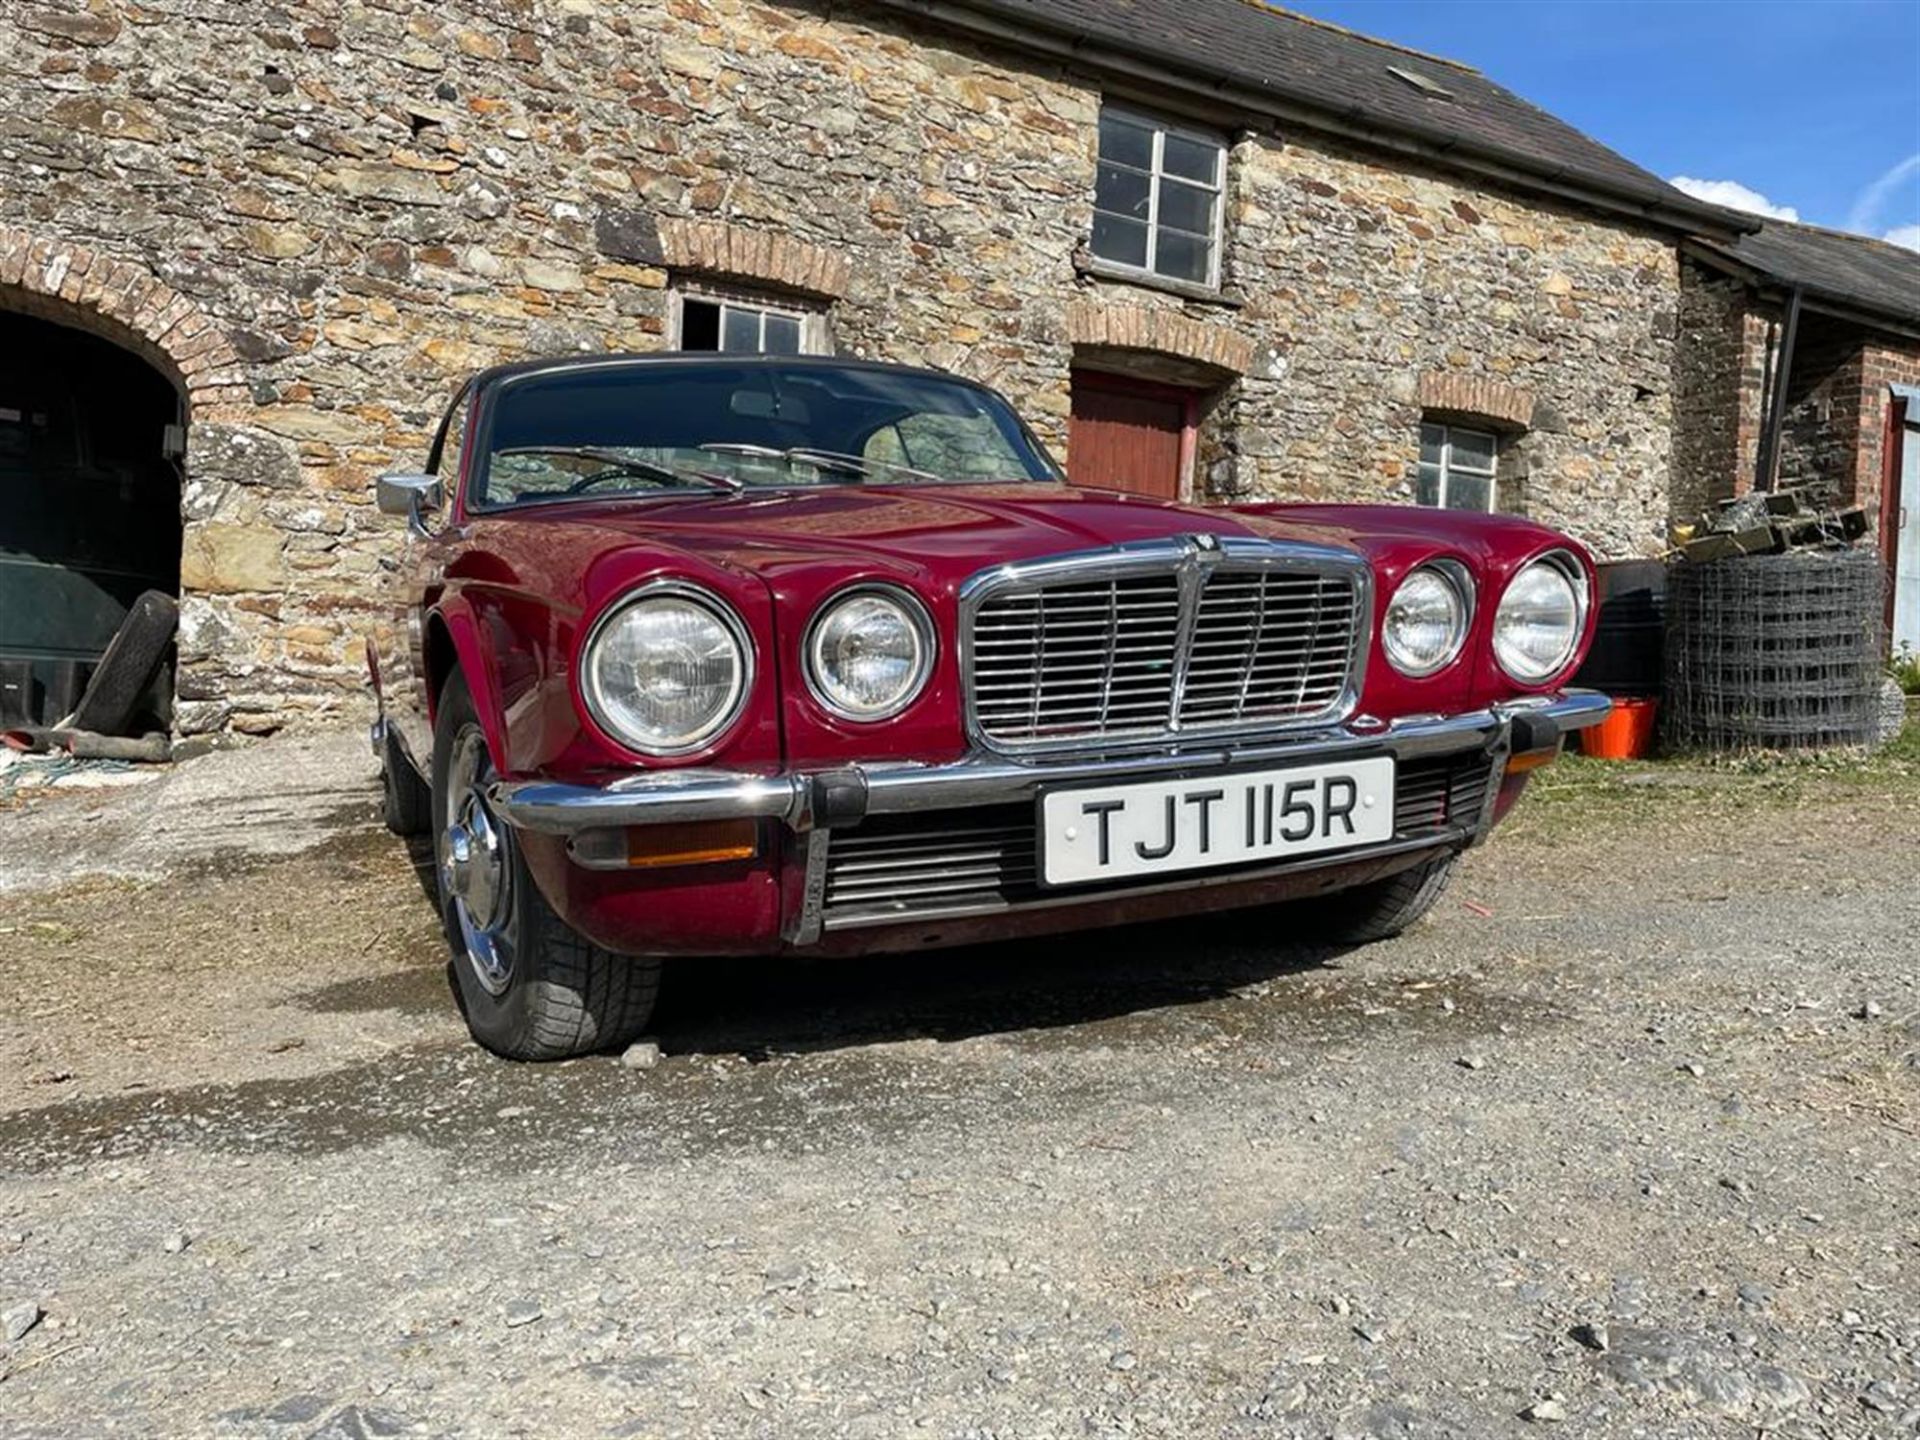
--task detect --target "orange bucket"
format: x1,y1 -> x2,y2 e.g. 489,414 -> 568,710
1581,697 -> 1659,760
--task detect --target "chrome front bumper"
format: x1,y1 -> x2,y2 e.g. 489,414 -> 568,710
489,690 -> 1611,841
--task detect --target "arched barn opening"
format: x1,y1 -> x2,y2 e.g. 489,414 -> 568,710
0,310 -> 183,730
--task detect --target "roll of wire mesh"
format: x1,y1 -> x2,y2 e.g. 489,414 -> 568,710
1664,548 -> 1886,752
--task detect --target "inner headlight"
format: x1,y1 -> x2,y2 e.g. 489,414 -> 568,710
581,583 -> 750,755
806,586 -> 934,721
1382,564 -> 1472,677
1493,552 -> 1588,683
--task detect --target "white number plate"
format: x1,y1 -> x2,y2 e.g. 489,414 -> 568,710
1039,757 -> 1396,887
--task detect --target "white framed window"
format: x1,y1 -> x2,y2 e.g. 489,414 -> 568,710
1091,106 -> 1227,288
672,284 -> 826,355
1417,422 -> 1498,512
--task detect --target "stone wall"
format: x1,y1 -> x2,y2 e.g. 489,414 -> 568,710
1670,264 -> 1764,522
1780,333 -> 1920,524
1205,130 -> 1679,560
4,0 -> 1687,732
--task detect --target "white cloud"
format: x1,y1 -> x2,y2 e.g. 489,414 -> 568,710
1667,176 -> 1801,222
1883,224 -> 1920,252
1846,152 -> 1920,233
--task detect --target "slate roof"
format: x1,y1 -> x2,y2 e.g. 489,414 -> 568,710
870,0 -> 1745,235
1702,220 -> 1920,331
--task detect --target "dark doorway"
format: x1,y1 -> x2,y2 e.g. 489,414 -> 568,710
1068,369 -> 1198,500
0,312 -> 181,727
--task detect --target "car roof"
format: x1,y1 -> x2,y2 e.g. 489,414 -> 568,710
467,351 -> 993,393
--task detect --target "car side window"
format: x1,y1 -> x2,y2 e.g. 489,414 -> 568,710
425,387 -> 471,490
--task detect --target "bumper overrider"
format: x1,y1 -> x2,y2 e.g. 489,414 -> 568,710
487,691 -> 1610,945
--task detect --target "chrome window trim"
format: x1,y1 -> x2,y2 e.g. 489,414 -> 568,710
802,582 -> 939,723
577,578 -> 756,758
956,535 -> 1374,757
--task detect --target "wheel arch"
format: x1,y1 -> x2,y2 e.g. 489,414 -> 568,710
427,599 -> 512,776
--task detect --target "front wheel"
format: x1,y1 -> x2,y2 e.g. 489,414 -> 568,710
1287,854 -> 1458,945
430,673 -> 662,1060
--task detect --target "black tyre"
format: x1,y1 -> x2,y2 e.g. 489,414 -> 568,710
380,724 -> 431,837
430,672 -> 662,1060
66,588 -> 178,734
1290,855 -> 1458,945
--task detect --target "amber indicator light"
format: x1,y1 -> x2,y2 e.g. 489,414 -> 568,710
621,820 -> 759,869
1504,748 -> 1560,775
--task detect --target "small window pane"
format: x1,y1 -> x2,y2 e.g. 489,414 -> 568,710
1095,161 -> 1152,221
721,306 -> 761,354
1418,423 -> 1445,466
681,298 -> 721,352
1161,132 -> 1221,184
1447,472 -> 1493,512
763,313 -> 802,355
1097,111 -> 1154,170
1157,177 -> 1215,237
1449,427 -> 1497,473
1416,462 -> 1443,508
1091,212 -> 1150,269
1154,227 -> 1212,283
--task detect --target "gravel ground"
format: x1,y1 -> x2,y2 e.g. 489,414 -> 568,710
0,730 -> 1916,1439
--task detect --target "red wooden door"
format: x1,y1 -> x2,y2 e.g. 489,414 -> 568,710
1069,370 -> 1193,499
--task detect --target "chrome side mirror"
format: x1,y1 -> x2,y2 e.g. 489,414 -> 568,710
375,473 -> 442,536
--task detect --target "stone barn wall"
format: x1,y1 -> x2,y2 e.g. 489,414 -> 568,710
4,0 -> 1684,733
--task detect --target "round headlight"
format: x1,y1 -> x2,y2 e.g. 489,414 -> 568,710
1493,553 -> 1587,683
806,586 -> 934,721
581,583 -> 751,755
1382,564 -> 1472,677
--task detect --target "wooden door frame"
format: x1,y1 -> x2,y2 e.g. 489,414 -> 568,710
1070,367 -> 1202,502
1882,394 -> 1907,642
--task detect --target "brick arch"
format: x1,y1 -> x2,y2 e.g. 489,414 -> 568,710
1416,371 -> 1536,431
0,227 -> 246,420
1064,300 -> 1255,377
655,217 -> 852,301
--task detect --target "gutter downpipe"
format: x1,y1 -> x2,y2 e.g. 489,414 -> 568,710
1755,285 -> 1804,493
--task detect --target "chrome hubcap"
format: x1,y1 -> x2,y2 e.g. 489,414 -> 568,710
445,800 -> 504,927
441,728 -> 515,997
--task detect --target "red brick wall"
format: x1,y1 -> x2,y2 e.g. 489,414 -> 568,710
1776,315 -> 1867,508
1860,342 -> 1920,526
1676,259 -> 1920,528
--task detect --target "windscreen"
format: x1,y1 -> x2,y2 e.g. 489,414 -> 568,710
474,362 -> 1062,506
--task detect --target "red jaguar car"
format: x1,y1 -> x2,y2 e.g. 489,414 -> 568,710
368,355 -> 1607,1060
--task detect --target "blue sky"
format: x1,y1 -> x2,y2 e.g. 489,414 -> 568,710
1283,0 -> 1920,248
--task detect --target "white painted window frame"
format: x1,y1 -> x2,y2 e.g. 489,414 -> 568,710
1418,421 -> 1499,513
669,280 -> 829,355
1091,104 -> 1227,289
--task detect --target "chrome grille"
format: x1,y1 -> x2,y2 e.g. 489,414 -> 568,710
1180,569 -> 1360,727
972,575 -> 1182,744
1393,752 -> 1494,836
965,541 -> 1366,751
818,752 -> 1492,930
822,808 -> 1034,919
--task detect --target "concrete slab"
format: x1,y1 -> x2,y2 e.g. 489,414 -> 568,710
0,727 -> 379,894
